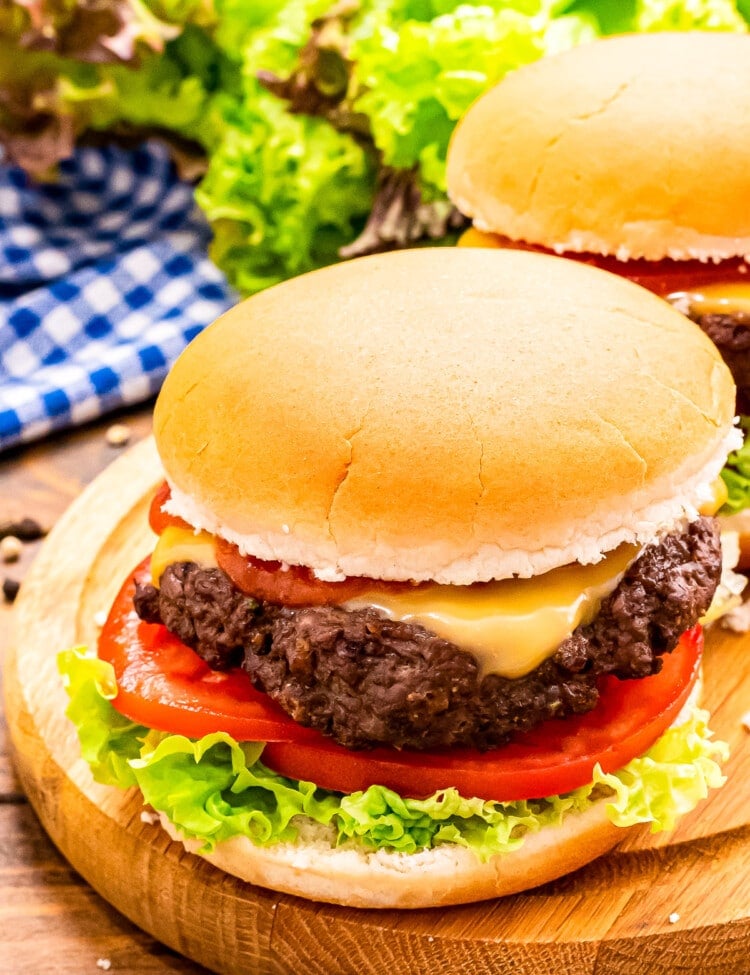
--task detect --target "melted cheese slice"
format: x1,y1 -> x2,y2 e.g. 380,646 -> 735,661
457,227 -> 503,248
345,545 -> 638,679
700,477 -> 728,516
669,281 -> 750,316
150,525 -> 640,680
151,526 -> 218,585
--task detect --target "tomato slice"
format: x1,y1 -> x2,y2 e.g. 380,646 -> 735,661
215,538 -> 375,606
460,230 -> 750,301
148,481 -> 191,534
101,558 -> 703,802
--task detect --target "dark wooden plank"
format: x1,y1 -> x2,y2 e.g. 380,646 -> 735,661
0,405 -> 210,974
0,803 -> 209,975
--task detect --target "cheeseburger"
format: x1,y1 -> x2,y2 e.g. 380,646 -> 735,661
446,31 -> 750,558
62,248 -> 736,908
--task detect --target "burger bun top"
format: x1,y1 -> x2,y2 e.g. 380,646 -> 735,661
446,32 -> 750,262
154,248 -> 736,584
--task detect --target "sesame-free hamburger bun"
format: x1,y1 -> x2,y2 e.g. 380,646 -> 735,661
446,32 -> 750,262
155,247 -> 736,585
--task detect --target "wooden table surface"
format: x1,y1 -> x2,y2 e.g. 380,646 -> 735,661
0,406 -> 210,974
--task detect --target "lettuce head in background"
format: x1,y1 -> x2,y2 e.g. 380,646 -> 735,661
1,0 -> 748,295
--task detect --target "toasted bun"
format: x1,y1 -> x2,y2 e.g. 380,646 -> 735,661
447,32 -> 750,262
160,799 -> 622,909
154,248 -> 736,584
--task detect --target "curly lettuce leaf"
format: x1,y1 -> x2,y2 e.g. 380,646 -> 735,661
720,419 -> 750,516
58,646 -> 729,862
350,4 -> 547,195
0,14 -> 238,173
192,0 -> 595,282
64,26 -> 240,151
1,0 -> 179,64
195,90 -> 374,294
563,0 -> 748,32
633,0 -> 747,29
57,647 -> 142,787
3,0 -> 749,287
593,710 -> 728,833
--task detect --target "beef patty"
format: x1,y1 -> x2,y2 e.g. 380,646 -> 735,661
690,311 -> 750,412
134,517 -> 721,751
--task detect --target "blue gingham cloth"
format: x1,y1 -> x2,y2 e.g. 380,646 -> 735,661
0,141 -> 236,452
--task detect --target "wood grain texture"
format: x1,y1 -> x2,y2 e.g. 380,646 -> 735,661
4,437 -> 750,975
0,803 -> 206,975
0,406 -> 209,974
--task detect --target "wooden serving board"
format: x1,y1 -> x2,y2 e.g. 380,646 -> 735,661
5,438 -> 750,975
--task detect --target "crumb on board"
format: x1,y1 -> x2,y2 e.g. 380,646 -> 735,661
106,424 -> 131,447
668,912 -> 680,925
0,535 -> 22,562
94,610 -> 108,628
721,598 -> 750,633
96,960 -> 112,971
741,712 -> 750,733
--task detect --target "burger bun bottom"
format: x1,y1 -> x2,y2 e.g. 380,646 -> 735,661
154,675 -> 710,909
158,795 -> 623,909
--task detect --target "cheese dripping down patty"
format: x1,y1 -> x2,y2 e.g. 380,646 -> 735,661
150,526 -> 638,680
669,281 -> 750,316
343,545 -> 637,679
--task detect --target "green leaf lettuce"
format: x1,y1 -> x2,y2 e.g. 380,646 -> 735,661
3,0 -> 749,291
720,418 -> 750,516
58,646 -> 728,862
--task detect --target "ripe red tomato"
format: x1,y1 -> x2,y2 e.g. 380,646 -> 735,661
100,559 -> 703,802
460,231 -> 749,300
215,538 -> 374,606
148,481 -> 190,534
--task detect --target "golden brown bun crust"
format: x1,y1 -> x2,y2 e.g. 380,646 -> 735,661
161,801 -> 623,909
154,248 -> 735,583
447,32 -> 750,261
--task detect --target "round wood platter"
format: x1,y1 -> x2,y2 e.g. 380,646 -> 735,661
5,437 -> 750,975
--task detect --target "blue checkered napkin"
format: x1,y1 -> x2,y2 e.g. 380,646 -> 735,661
0,141 -> 236,452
